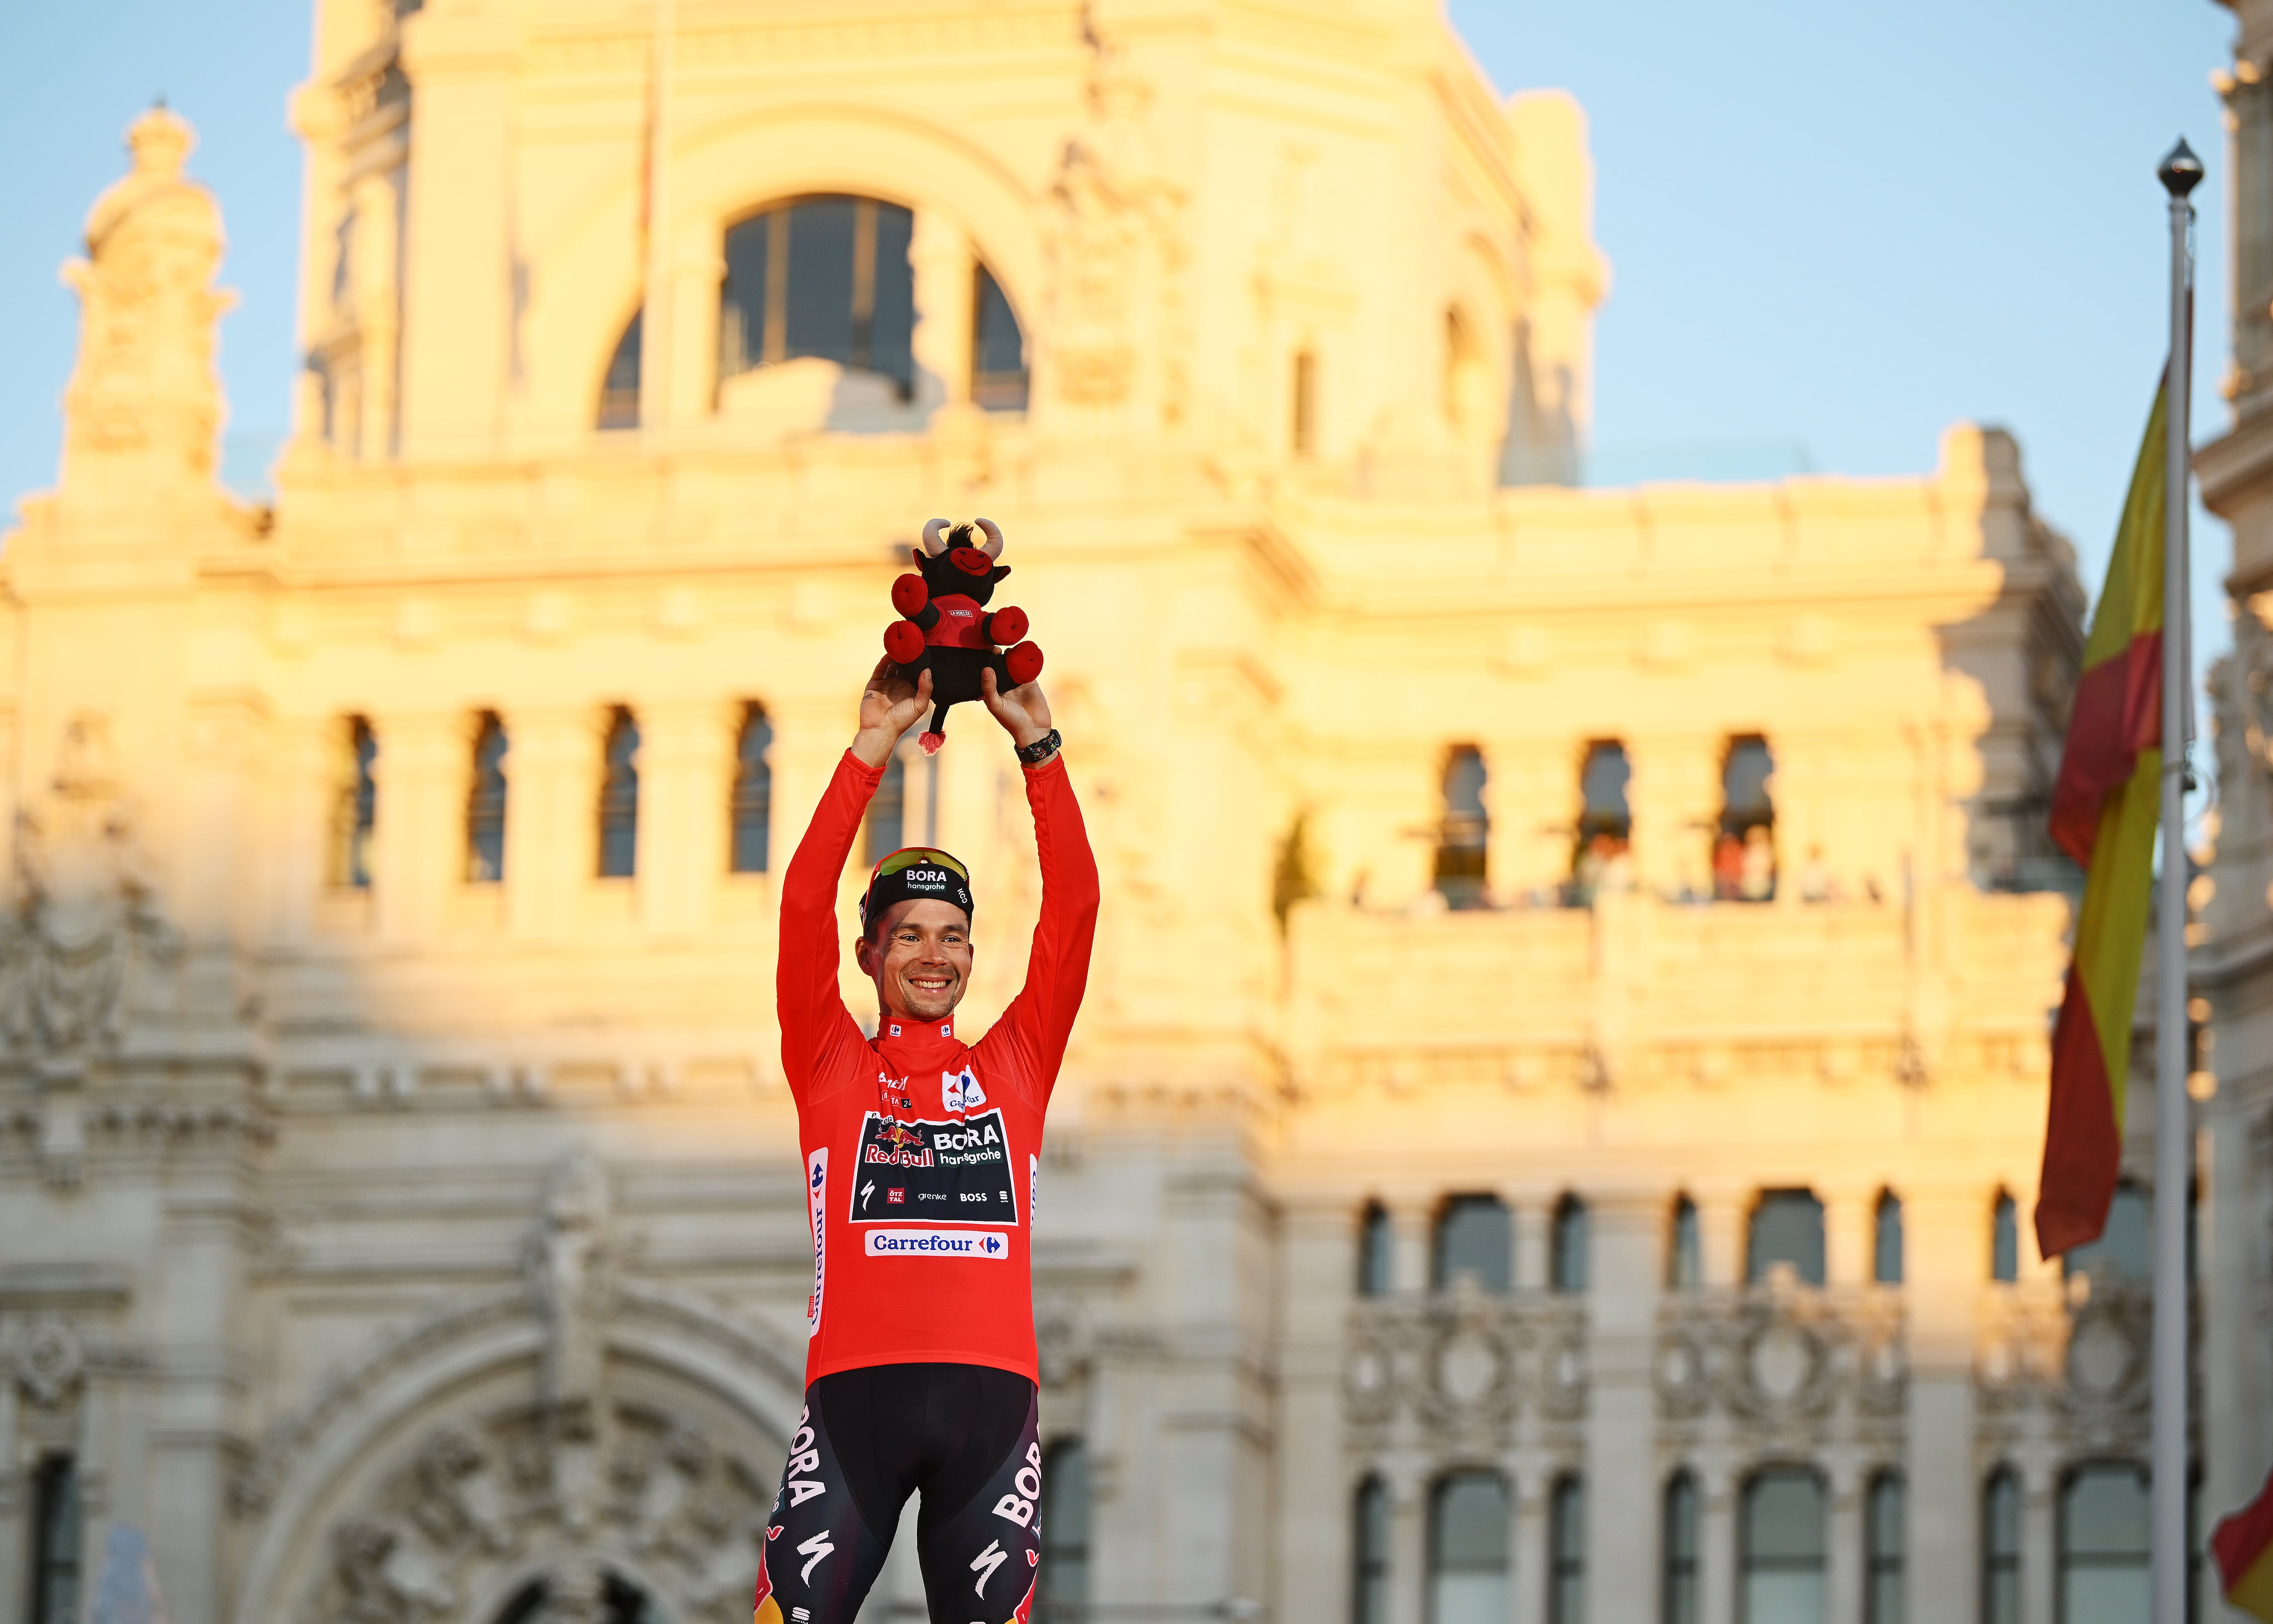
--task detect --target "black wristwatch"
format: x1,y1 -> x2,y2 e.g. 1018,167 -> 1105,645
1016,728 -> 1063,767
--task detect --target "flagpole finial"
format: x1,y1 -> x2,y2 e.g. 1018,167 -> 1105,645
2160,138 -> 2204,198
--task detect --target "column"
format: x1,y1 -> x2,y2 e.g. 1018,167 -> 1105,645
911,210 -> 975,413
265,718 -> 338,945
1627,734 -> 1719,899
1277,1199 -> 1358,1624
1825,1459 -> 1863,1624
2020,1458 -> 2056,1624
370,711 -> 464,944
1482,742 -> 1569,904
347,163 -> 403,460
177,695 -> 269,943
1697,1188 -> 1746,1287
1511,1197 -> 1550,1293
666,233 -> 722,431
1585,1194 -> 1662,1624
1822,1186 -> 1876,1288
505,707 -> 603,939
1698,1462 -> 1737,1624
397,7 -> 516,460
1393,1199 -> 1433,1294
637,700 -> 733,936
1903,1187 -> 1983,1623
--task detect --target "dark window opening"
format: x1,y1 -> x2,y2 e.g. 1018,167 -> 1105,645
1983,1468 -> 2021,1624
492,1573 -> 667,1624
1992,1192 -> 2020,1283
1668,1195 -> 1702,1289
28,1456 -> 80,1624
732,704 -> 775,874
1428,1470 -> 1510,1624
1435,745 -> 1489,909
1873,1191 -> 1904,1285
332,716 -> 377,889
1548,1475 -> 1585,1624
1571,740 -> 1631,903
1433,1194 -> 1511,1293
973,264 -> 1029,411
2059,1464 -> 2148,1624
1039,1439 -> 1090,1624
599,310 -> 642,430
1748,1189 -> 1825,1286
1741,1468 -> 1827,1624
467,713 -> 508,884
1358,1201 -> 1394,1297
1662,1472 -> 1699,1624
598,707 -> 640,878
1551,1195 -> 1589,1293
1866,1472 -> 1905,1624
721,196 -> 916,395
2063,1182 -> 2149,1283
1353,1475 -> 1391,1624
1714,735 -> 1776,902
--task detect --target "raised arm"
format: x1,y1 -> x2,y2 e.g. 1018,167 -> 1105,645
975,670 -> 1101,1102
777,662 -> 931,1102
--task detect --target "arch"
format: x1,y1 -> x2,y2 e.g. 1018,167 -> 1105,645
523,104 -> 1045,439
233,1286 -> 809,1624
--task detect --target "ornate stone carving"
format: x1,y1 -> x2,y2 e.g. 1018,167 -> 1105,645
523,1151 -> 617,1415
12,1313 -> 85,1407
1342,1286 -> 1588,1444
1655,1279 -> 1907,1437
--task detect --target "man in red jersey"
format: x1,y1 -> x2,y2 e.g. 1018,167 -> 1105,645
754,657 -> 1098,1624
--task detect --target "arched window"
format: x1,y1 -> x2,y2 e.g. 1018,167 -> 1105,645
867,748 -> 907,865
972,264 -> 1029,411
1865,1471 -> 1904,1624
1353,1474 -> 1391,1624
29,1455 -> 80,1624
1039,1439 -> 1090,1624
1982,1468 -> 2021,1624
1428,1470 -> 1510,1624
1548,1474 -> 1585,1624
1551,1195 -> 1589,1293
1292,350 -> 1318,457
1715,735 -> 1776,902
1748,1189 -> 1826,1286
1991,1191 -> 2020,1283
1663,1472 -> 1700,1624
466,713 -> 508,883
598,310 -> 641,429
598,707 -> 640,878
1741,1467 -> 1827,1624
1435,745 -> 1489,909
330,716 -> 377,889
2063,1181 -> 2150,1282
720,195 -> 916,395
1668,1196 -> 1702,1289
1872,1191 -> 1903,1285
1572,741 -> 1632,902
1432,1194 -> 1511,1293
2059,1464 -> 2148,1623
493,1573 -> 668,1624
1358,1202 -> 1395,1297
731,704 -> 774,874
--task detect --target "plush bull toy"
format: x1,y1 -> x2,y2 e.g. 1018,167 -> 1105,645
881,517 -> 1046,754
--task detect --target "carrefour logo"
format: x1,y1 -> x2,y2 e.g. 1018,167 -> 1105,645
864,1228 -> 1010,1259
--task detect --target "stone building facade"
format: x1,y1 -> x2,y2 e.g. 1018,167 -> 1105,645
0,4 -> 2170,1624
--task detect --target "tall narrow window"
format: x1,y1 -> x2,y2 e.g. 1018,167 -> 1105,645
1872,1192 -> 1904,1285
1991,1192 -> 2020,1283
1428,1470 -> 1510,1624
1865,1472 -> 1904,1624
1549,1474 -> 1586,1624
1435,745 -> 1489,909
599,310 -> 641,429
598,707 -> 640,878
1741,1468 -> 1827,1624
1663,1472 -> 1700,1624
1292,350 -> 1319,457
1572,741 -> 1632,900
1715,736 -> 1777,902
29,1455 -> 81,1624
1552,1195 -> 1589,1293
2064,1182 -> 2150,1282
1668,1196 -> 1702,1289
1354,1474 -> 1391,1624
1358,1202 -> 1395,1297
868,749 -> 907,864
1433,1194 -> 1511,1292
731,704 -> 775,874
331,716 -> 377,888
1748,1189 -> 1826,1286
720,196 -> 916,395
2060,1464 -> 2148,1624
1983,1469 -> 2021,1624
466,713 -> 508,883
1039,1440 -> 1090,1624
972,264 -> 1029,411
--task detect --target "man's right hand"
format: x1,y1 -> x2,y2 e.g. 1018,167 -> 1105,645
851,659 -> 933,769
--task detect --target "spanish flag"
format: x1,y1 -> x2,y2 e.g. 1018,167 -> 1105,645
2214,1464 -> 2273,1622
2035,379 -> 2167,1260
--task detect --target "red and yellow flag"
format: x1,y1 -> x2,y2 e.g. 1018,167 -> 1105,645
2035,379 -> 2167,1260
2215,1464 -> 2273,1622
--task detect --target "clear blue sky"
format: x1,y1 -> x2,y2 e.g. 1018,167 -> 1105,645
0,0 -> 2241,692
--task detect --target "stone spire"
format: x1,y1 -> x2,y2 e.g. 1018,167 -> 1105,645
57,106 -> 235,499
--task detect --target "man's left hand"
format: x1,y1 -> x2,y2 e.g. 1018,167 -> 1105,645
981,666 -> 1052,752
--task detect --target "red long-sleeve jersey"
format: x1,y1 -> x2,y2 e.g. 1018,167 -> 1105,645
779,748 -> 1099,1385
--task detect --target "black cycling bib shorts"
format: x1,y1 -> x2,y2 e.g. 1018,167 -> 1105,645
754,1363 -> 1045,1624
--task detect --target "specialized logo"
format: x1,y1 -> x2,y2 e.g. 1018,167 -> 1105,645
865,1228 -> 1009,1259
784,1408 -> 827,1507
971,1539 -> 1009,1597
806,1149 -> 828,1338
943,1068 -> 987,1113
797,1530 -> 835,1584
992,1441 -> 1045,1526
849,1111 -> 1017,1225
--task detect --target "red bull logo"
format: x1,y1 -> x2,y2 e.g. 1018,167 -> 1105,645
878,1120 -> 924,1153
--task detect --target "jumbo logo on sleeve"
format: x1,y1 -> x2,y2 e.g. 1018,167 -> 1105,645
849,1109 -> 1018,1227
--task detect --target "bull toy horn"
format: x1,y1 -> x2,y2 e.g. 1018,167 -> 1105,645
974,517 -> 1005,559
921,518 -> 951,556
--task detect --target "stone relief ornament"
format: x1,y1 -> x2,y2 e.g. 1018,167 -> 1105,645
1341,1285 -> 1587,1444
12,1314 -> 87,1407
1654,1277 -> 1907,1438
523,1150 -> 617,1415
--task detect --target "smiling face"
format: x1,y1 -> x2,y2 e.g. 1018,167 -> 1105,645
854,898 -> 975,1023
